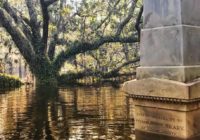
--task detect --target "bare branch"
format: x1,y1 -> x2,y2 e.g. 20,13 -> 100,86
108,57 -> 140,75
44,0 -> 58,7
115,0 -> 138,36
135,5 -> 143,41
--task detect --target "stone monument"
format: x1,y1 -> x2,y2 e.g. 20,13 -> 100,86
123,0 -> 200,139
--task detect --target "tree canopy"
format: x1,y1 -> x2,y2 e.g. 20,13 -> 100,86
0,0 -> 142,86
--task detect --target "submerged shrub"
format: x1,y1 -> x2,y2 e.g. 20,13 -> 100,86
0,73 -> 22,89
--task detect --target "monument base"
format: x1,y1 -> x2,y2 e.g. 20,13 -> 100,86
135,130 -> 200,140
137,66 -> 200,82
123,78 -> 200,140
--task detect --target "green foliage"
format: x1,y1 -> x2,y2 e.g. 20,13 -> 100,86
61,5 -> 73,16
61,42 -> 139,75
49,23 -> 56,32
0,0 -> 142,86
0,1 -> 2,8
49,0 -> 142,43
58,73 -> 79,85
0,73 -> 22,89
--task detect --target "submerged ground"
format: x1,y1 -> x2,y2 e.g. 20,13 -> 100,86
0,86 -> 135,140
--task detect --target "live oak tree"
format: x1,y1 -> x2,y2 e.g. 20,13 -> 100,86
66,43 -> 140,80
0,0 -> 142,86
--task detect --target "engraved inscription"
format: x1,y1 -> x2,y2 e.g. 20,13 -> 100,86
135,106 -> 186,137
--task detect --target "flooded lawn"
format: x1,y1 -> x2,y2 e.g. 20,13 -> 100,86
0,86 -> 135,140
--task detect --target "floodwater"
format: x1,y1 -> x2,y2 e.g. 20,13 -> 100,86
0,86 -> 135,140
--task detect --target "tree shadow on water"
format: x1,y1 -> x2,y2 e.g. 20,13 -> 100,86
31,86 -> 69,140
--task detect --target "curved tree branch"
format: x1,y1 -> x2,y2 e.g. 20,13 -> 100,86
59,57 -> 139,81
40,0 -> 58,54
48,0 -> 65,60
135,5 -> 143,41
53,0 -> 140,71
3,1 -> 32,42
53,34 -> 138,71
0,8 -> 35,65
25,0 -> 42,52
106,57 -> 140,75
115,0 -> 138,36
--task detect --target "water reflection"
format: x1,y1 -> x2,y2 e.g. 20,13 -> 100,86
0,86 -> 135,140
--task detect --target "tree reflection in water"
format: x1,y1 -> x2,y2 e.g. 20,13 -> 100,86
0,86 -> 135,140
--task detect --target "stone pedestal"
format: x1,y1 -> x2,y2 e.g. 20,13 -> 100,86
124,78 -> 200,140
138,0 -> 200,82
123,0 -> 200,140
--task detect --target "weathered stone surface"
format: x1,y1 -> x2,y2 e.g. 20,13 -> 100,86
123,78 -> 200,139
125,0 -> 200,139
137,66 -> 185,82
143,0 -> 181,28
141,26 -> 182,66
140,25 -> 200,81
135,106 -> 187,138
134,106 -> 200,139
141,26 -> 200,66
182,26 -> 200,65
123,78 -> 200,100
144,0 -> 200,28
137,66 -> 200,82
181,0 -> 200,26
133,100 -> 200,112
135,130 -> 200,140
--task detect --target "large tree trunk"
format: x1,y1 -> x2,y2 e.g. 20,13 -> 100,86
30,57 -> 58,87
35,74 -> 58,87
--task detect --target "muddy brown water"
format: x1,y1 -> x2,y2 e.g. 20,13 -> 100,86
0,86 -> 135,140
